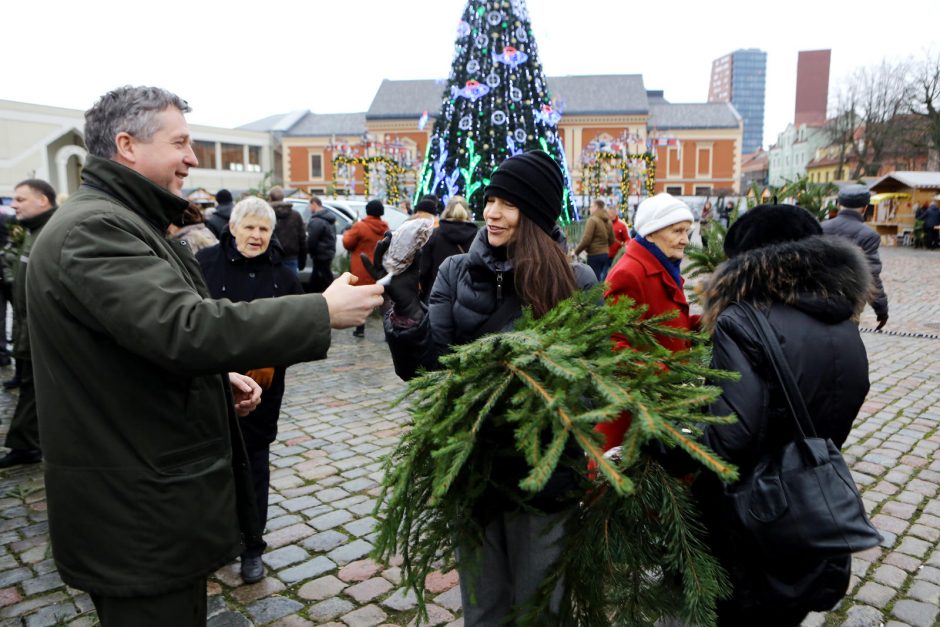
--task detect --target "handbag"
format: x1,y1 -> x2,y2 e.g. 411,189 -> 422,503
724,302 -> 883,560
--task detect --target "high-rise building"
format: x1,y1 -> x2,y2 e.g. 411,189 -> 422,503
708,49 -> 767,154
795,49 -> 831,127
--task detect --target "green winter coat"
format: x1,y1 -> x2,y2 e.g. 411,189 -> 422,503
27,156 -> 333,597
11,208 -> 55,360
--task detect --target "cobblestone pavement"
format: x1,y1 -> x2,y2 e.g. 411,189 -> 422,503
0,246 -> 937,626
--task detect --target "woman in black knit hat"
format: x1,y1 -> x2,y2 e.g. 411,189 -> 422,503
374,150 -> 596,624
695,204 -> 872,625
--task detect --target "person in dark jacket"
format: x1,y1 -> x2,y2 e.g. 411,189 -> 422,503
268,187 -> 306,275
379,150 -> 596,625
25,86 -> 384,627
0,179 -> 57,468
306,196 -> 336,293
697,204 -> 872,626
924,201 -> 940,250
205,188 -> 233,239
573,199 -> 616,280
196,196 -> 303,584
821,185 -> 889,329
418,194 -> 478,303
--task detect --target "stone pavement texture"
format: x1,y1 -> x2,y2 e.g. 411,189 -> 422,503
0,245 -> 936,626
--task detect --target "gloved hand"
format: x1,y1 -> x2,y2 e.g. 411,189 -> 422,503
361,234 -> 423,320
875,312 -> 888,331
245,367 -> 275,390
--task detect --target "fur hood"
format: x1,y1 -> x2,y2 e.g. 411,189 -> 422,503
701,235 -> 872,331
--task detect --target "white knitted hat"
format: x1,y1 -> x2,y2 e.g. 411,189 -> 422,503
634,193 -> 695,237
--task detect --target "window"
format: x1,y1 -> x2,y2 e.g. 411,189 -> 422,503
310,154 -> 323,179
666,185 -> 683,195
694,186 -> 712,196
247,146 -> 261,173
221,143 -> 243,171
667,147 -> 681,178
697,147 -> 712,177
193,141 -> 216,169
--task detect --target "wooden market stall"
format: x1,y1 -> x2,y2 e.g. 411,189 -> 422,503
868,171 -> 940,245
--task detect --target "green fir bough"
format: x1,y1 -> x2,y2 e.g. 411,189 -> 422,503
373,286 -> 739,625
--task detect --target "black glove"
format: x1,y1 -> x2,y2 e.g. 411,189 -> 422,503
875,311 -> 888,331
361,234 -> 423,320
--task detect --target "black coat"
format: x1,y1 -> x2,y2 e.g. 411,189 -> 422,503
205,201 -> 233,239
418,219 -> 479,303
196,233 -> 303,449
307,209 -> 337,266
697,235 -> 872,617
386,228 -> 596,518
820,210 -> 888,317
272,201 -> 307,269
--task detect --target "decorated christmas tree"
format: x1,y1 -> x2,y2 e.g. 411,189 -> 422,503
415,0 -> 578,220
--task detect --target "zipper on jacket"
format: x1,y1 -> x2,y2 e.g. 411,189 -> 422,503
496,271 -> 503,304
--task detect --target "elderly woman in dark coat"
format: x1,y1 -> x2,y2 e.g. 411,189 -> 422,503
696,204 -> 872,626
196,196 -> 303,584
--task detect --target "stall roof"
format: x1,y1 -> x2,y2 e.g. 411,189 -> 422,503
869,171 -> 940,192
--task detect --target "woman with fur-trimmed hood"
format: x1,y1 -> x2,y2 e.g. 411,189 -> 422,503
696,204 -> 872,625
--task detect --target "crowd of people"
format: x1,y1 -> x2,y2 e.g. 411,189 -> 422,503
0,84 -> 897,626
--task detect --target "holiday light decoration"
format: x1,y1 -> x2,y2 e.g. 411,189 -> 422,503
415,0 -> 575,221
580,151 -> 657,215
332,155 -> 406,206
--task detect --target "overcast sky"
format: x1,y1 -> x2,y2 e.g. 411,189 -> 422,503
4,0 -> 937,150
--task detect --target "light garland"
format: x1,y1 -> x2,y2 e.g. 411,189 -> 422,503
332,155 -> 405,206
580,152 -> 656,215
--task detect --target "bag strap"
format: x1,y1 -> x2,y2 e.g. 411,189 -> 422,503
737,302 -> 818,440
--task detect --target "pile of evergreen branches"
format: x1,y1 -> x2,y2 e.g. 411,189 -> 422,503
373,286 -> 739,625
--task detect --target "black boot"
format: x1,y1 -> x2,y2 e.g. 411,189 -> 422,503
0,448 -> 42,468
3,360 -> 22,389
240,553 -> 264,584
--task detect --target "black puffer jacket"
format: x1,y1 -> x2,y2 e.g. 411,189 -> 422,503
196,232 -> 303,449
205,201 -> 233,239
697,235 -> 872,617
307,209 -> 337,266
418,219 -> 479,303
386,228 -> 596,518
820,210 -> 887,317
271,201 -> 307,269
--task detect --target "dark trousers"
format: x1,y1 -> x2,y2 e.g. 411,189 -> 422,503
586,253 -> 609,282
5,359 -> 38,451
90,577 -> 207,627
244,445 -> 270,558
309,263 -> 334,293
0,282 -> 9,361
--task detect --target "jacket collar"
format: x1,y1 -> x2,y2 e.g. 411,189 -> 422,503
20,207 -> 56,232
80,155 -> 189,232
468,227 -> 513,273
625,238 -> 686,303
837,209 -> 865,222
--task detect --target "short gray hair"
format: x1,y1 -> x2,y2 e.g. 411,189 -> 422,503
84,86 -> 191,158
230,197 -> 276,229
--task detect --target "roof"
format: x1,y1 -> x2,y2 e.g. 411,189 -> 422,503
869,171 -> 940,191
647,102 -> 741,129
365,75 -> 651,119
238,111 -> 307,132
546,75 -> 648,115
367,79 -> 446,119
285,112 -> 368,137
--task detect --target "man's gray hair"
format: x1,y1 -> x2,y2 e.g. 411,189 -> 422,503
230,197 -> 276,229
84,86 -> 191,158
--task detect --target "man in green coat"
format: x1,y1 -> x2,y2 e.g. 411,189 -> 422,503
26,86 -> 384,626
0,179 -> 57,468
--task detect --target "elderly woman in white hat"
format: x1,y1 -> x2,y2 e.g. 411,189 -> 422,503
595,192 -> 699,451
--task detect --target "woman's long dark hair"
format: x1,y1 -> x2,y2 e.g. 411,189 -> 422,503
509,216 -> 578,318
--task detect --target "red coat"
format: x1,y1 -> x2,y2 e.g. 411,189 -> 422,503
597,238 -> 700,451
342,216 -> 389,286
608,216 -> 630,259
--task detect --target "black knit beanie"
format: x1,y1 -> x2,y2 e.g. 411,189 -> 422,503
484,150 -> 564,235
724,204 -> 822,257
414,199 -> 438,215
365,199 -> 384,217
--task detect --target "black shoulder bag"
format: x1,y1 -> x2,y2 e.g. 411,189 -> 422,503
726,302 -> 883,560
